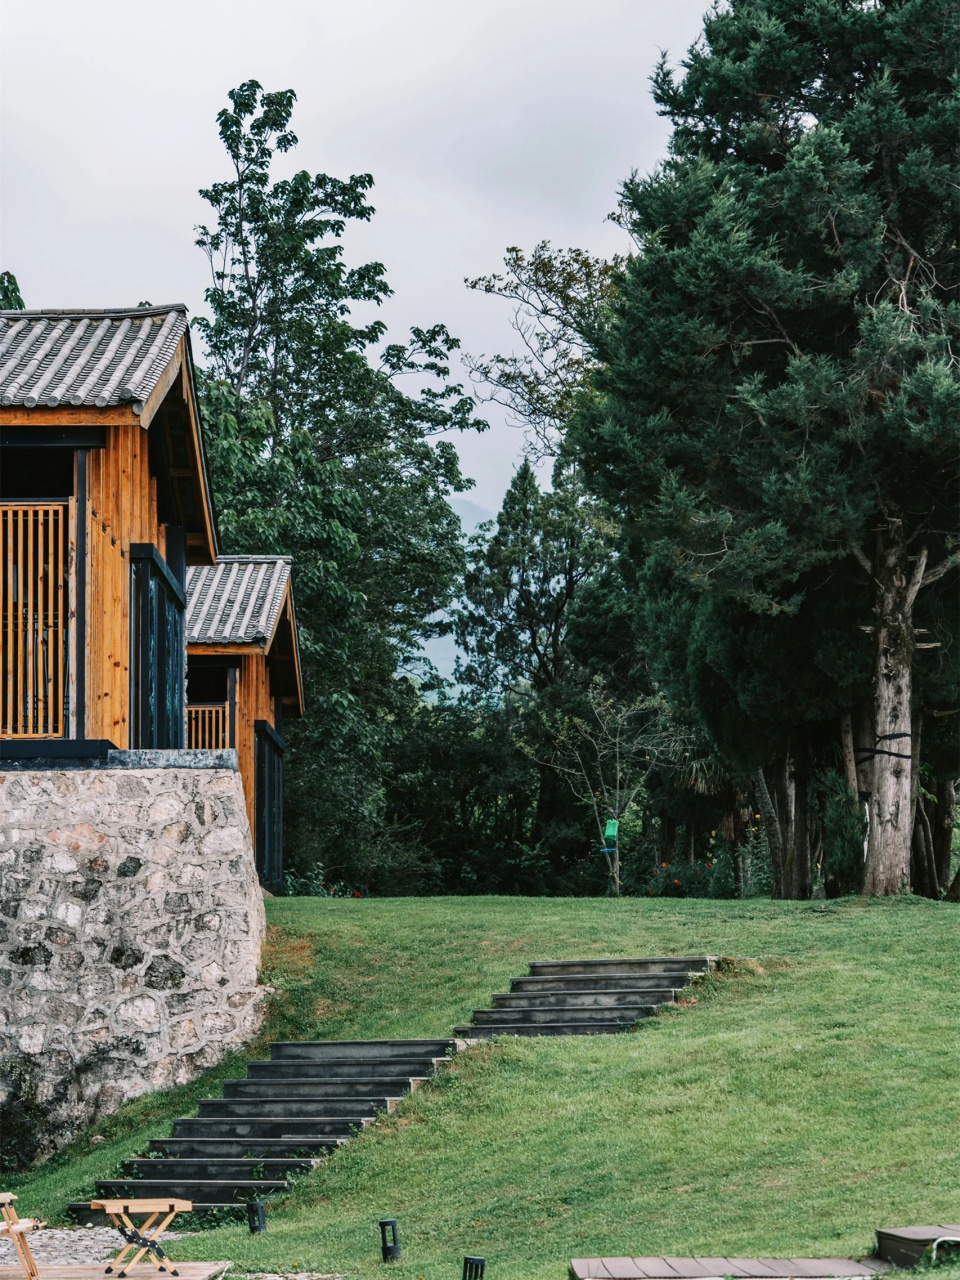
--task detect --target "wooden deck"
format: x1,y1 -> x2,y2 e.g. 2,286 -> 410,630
0,1265 -> 230,1280
569,1258 -> 892,1279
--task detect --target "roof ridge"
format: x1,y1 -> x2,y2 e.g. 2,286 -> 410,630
0,304 -> 188,319
205,554 -> 294,563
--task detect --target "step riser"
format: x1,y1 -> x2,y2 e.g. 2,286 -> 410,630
198,1099 -> 391,1118
96,1181 -> 288,1203
528,958 -> 708,976
247,1060 -> 441,1080
172,1119 -> 366,1139
511,976 -> 686,992
492,991 -> 675,1009
455,1023 -> 638,1037
150,1139 -> 342,1158
270,1040 -> 454,1061
123,1160 -> 317,1178
472,1006 -> 654,1025
224,1078 -> 425,1097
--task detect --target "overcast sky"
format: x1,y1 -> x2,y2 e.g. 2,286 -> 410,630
2,0 -> 706,512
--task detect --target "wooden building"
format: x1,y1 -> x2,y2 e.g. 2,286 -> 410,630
0,304 -> 217,753
185,555 -> 303,886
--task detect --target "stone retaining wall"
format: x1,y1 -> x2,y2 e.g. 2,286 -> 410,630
0,764 -> 266,1162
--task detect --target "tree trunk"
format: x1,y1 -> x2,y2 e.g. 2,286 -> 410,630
841,712 -> 859,797
917,794 -> 939,899
911,811 -> 932,898
946,861 -> 960,903
779,757 -> 796,897
732,845 -> 745,898
686,823 -> 695,866
793,757 -> 812,900
754,766 -> 784,899
659,815 -> 677,863
932,779 -> 956,891
862,536 -> 918,896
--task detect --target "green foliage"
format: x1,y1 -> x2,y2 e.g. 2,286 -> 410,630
636,853 -> 737,900
193,82 -> 486,880
17,897 -> 959,1276
455,459 -> 614,697
566,0 -> 959,893
814,768 -> 867,894
0,271 -> 24,310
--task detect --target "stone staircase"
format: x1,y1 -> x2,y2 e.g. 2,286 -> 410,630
454,956 -> 711,1037
80,1039 -> 457,1211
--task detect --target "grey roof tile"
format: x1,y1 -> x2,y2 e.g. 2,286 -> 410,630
0,305 -> 188,408
186,556 -> 292,646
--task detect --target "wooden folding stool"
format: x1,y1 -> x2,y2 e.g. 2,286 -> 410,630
90,1199 -> 192,1277
0,1192 -> 46,1280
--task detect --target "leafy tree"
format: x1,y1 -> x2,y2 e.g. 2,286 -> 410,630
466,244 -> 618,460
0,272 -> 23,310
572,0 -> 960,895
194,82 -> 484,879
454,459 -> 614,697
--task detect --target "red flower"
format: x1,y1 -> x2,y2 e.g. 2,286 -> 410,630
353,891 -> 361,898
673,879 -> 680,884
661,862 -> 668,868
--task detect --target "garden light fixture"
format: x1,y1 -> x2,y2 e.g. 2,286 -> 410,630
379,1218 -> 401,1261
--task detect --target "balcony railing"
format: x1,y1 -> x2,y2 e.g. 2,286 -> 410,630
187,702 -> 231,749
1,502 -> 71,737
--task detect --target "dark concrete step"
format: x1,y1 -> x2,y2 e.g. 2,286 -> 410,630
511,974 -> 687,993
172,1116 -> 370,1139
198,1097 -> 393,1119
528,957 -> 709,977
876,1226 -> 960,1268
471,1004 -> 655,1025
122,1158 -> 319,1179
270,1039 -> 456,1061
492,989 -> 676,1009
224,1076 -> 427,1098
247,1058 -> 443,1080
150,1137 -> 345,1158
455,1021 -> 636,1037
95,1179 -> 287,1205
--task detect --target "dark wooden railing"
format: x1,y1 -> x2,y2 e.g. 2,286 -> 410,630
1,502 -> 71,737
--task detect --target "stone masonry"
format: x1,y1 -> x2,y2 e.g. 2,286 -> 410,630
0,764 -> 266,1161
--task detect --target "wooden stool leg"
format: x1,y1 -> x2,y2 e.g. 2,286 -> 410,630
105,1211 -> 136,1274
139,1210 -> 180,1275
115,1210 -> 160,1276
10,1231 -> 40,1280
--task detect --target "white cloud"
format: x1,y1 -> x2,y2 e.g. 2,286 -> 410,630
1,0 -> 707,508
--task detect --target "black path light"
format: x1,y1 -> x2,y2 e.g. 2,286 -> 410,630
463,1257 -> 486,1279
379,1218 -> 401,1261
246,1201 -> 267,1233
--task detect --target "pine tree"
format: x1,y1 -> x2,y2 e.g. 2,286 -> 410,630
573,0 -> 959,894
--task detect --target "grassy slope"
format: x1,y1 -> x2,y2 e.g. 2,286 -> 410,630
13,896 -> 960,1280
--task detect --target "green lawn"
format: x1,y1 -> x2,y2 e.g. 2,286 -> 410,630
12,896 -> 960,1280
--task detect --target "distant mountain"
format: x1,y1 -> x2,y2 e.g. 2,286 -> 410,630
450,497 -> 494,535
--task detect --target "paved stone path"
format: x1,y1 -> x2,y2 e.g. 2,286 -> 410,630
0,1227 -> 122,1266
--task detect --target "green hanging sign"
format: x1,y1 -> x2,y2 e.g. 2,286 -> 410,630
603,819 -> 620,841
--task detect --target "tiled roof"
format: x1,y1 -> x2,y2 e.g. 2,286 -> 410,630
0,305 -> 188,408
186,556 -> 292,646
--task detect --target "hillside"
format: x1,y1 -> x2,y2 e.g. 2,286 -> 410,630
11,896 -> 960,1280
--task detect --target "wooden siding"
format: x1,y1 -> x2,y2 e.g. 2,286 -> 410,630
236,651 -> 277,835
186,645 -> 279,835
85,424 -> 168,746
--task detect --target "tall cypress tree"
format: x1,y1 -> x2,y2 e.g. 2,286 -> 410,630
573,0 -> 959,894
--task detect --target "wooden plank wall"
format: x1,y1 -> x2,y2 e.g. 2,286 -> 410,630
236,651 -> 276,835
85,425 -> 164,746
